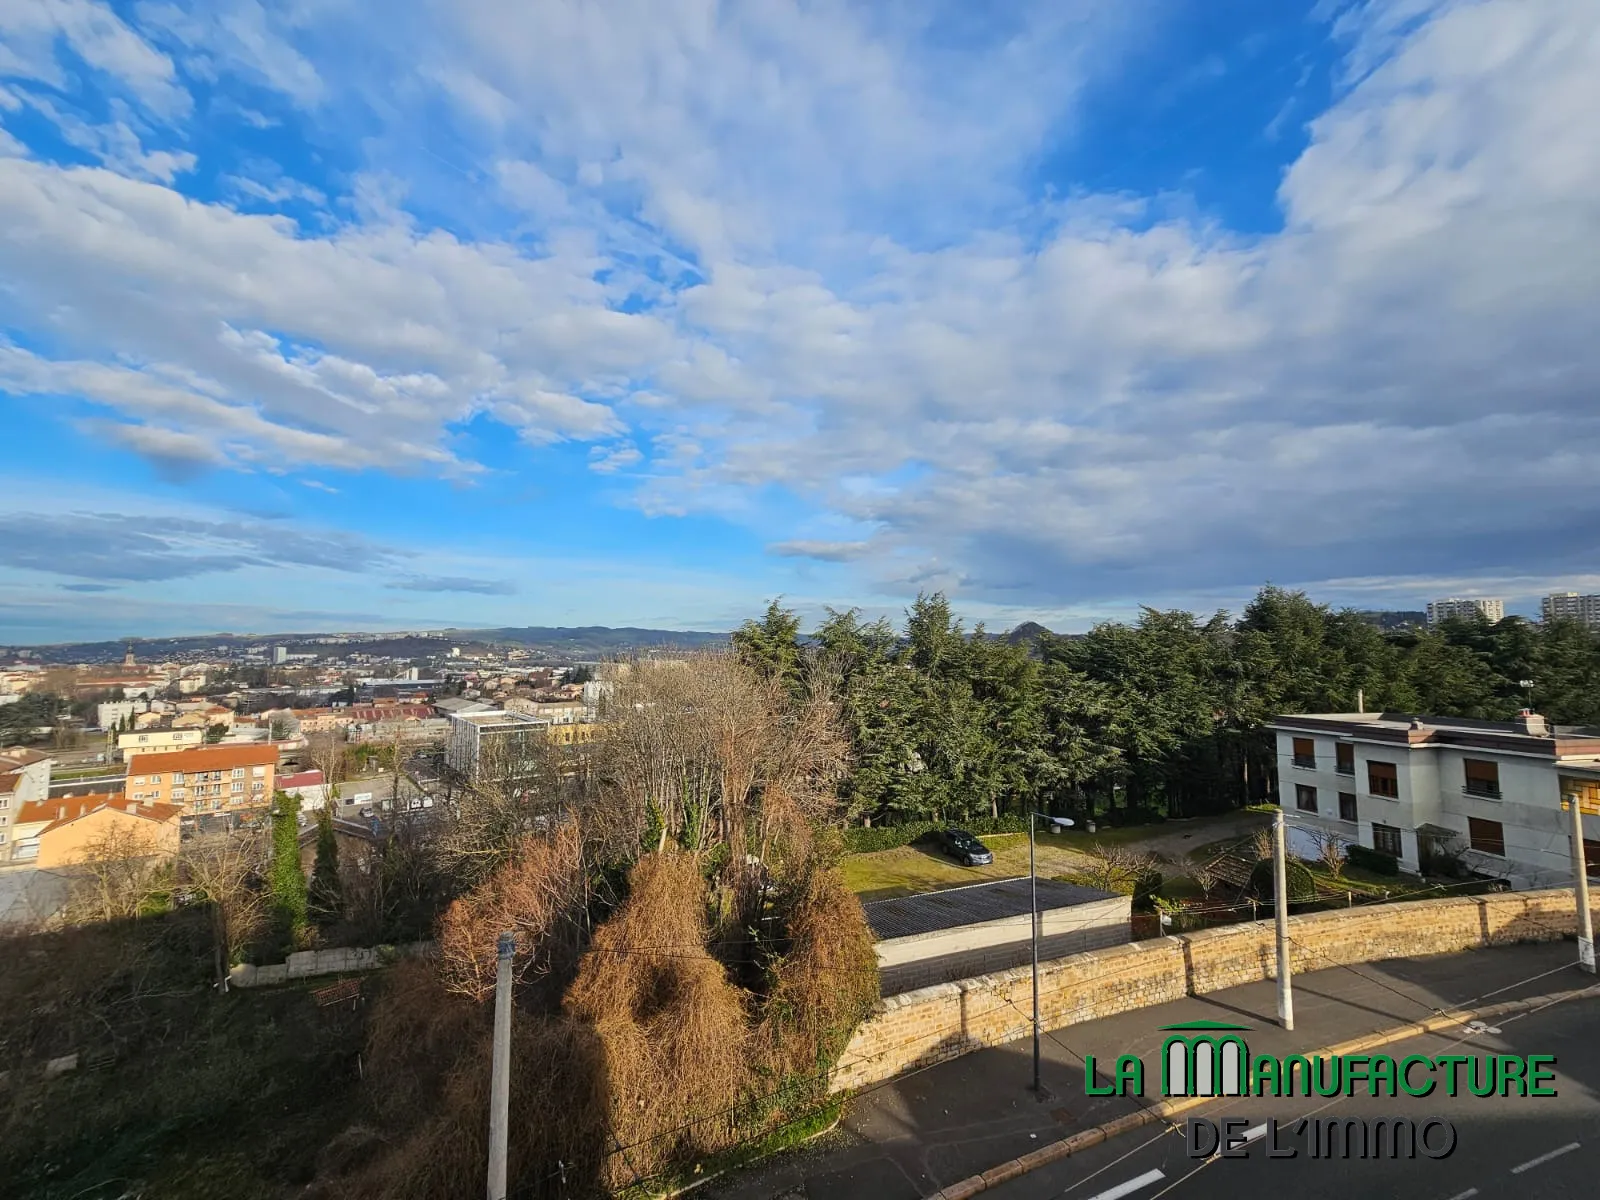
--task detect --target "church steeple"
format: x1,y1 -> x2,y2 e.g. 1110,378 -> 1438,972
123,642 -> 136,669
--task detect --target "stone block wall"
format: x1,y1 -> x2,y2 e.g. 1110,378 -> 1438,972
831,888 -> 1577,1092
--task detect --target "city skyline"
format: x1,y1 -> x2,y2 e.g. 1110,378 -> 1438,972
3,2 -> 1599,642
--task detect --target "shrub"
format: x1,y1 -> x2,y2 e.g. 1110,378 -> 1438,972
1131,870 -> 1164,910
1246,857 -> 1317,902
1346,844 -> 1401,876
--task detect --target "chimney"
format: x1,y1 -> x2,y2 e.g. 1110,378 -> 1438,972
1515,709 -> 1549,737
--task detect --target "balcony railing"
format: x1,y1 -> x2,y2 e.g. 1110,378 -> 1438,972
1293,755 -> 1317,769
1464,780 -> 1502,799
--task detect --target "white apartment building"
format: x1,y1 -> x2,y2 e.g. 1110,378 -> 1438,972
0,749 -> 52,860
1541,592 -> 1600,628
1268,711 -> 1600,889
96,698 -> 149,730
1426,597 -> 1505,626
116,729 -> 204,758
445,709 -> 549,780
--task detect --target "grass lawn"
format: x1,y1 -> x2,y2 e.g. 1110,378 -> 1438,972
839,832 -> 1095,901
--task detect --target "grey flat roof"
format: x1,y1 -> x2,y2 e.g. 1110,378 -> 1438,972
863,876 -> 1119,941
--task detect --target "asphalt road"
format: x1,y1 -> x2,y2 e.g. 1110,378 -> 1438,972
985,996 -> 1600,1200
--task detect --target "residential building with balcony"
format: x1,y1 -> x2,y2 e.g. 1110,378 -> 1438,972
124,744 -> 278,814
1268,710 -> 1600,889
1425,597 -> 1505,626
1541,592 -> 1600,629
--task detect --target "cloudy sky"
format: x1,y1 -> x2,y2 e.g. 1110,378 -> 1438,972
1,0 -> 1597,642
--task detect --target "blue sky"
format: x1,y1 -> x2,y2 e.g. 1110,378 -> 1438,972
1,0 -> 1598,643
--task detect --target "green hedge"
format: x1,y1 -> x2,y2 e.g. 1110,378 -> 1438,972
840,815 -> 1032,854
1247,857 -> 1317,902
1345,844 -> 1401,876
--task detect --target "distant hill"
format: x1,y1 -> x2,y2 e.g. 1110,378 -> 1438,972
4,625 -> 728,664
466,626 -> 728,657
1005,621 -> 1054,646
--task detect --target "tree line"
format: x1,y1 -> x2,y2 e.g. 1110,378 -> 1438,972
732,586 -> 1600,827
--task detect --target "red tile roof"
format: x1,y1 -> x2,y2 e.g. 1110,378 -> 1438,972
16,791 -> 174,828
127,744 -> 278,773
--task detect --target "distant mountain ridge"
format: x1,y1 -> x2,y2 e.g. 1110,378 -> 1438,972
3,625 -> 729,664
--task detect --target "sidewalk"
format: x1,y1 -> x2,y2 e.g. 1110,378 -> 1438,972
703,941 -> 1588,1200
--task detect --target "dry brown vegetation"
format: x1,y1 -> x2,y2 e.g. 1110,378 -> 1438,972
437,821 -> 588,1002
566,852 -> 752,1189
329,650 -> 879,1199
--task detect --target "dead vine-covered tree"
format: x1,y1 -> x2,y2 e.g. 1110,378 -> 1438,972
437,821 -> 588,1002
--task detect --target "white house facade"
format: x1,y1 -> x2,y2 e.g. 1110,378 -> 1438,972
1267,711 -> 1600,889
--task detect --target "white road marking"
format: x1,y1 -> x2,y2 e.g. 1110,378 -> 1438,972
1443,1189 -> 1478,1200
1510,1142 -> 1580,1174
1083,1168 -> 1166,1200
1242,1124 -> 1268,1144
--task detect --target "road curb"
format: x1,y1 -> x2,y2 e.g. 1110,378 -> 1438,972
924,983 -> 1600,1199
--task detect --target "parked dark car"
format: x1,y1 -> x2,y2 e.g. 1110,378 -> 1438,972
937,828 -> 994,867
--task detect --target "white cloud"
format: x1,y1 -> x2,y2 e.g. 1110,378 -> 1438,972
0,0 -> 190,117
3,0 -> 1598,619
132,1 -> 324,106
0,157 -> 662,470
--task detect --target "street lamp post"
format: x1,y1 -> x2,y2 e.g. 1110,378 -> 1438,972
1030,811 -> 1075,1096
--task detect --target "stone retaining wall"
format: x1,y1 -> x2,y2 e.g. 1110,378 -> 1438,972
228,940 -> 433,988
831,887 -> 1578,1092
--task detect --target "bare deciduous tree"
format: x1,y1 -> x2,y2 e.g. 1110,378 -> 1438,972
1076,842 -> 1160,894
179,828 -> 269,991
65,824 -> 168,924
1305,826 -> 1349,879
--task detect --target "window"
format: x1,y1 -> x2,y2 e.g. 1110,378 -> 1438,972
1463,759 -> 1501,799
1468,817 -> 1506,857
0,797 -> 8,810
1336,743 -> 1355,776
231,781 -> 243,793
1585,839 -> 1600,877
1368,760 -> 1399,798
132,776 -> 146,786
172,772 -> 184,783
0,832 -> 7,844
150,774 -> 161,785
1292,737 -> 1316,768
1373,823 -> 1403,858
1295,784 -> 1319,813
252,765 -> 266,777
252,781 -> 265,791
1339,792 -> 1358,822
232,767 -> 245,779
